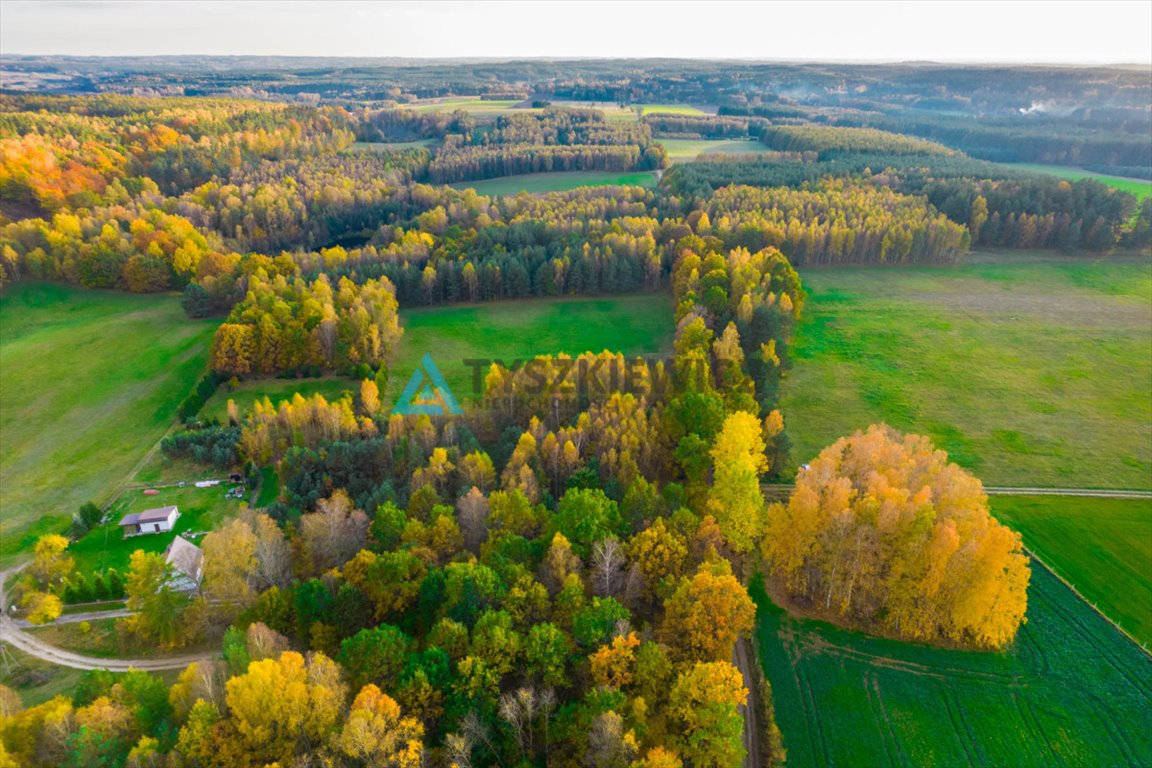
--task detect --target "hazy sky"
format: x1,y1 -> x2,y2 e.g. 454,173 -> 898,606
2,0 -> 1151,64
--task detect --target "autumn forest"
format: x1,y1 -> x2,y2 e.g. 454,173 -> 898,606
0,50 -> 1150,768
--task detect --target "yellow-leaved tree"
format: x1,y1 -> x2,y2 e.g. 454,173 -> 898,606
763,424 -> 1030,649
707,411 -> 768,554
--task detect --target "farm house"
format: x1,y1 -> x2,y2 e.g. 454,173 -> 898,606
117,505 -> 180,536
164,535 -> 204,592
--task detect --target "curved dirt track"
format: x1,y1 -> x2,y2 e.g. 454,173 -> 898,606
0,565 -> 213,671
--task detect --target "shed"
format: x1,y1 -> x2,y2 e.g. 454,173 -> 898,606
118,505 -> 180,536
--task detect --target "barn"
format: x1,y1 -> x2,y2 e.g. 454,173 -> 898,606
118,505 -> 180,536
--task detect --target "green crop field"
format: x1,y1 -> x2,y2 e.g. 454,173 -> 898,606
1010,163 -> 1152,200
780,254 -> 1152,489
0,283 -> 216,567
451,171 -> 658,196
752,564 -> 1152,767
658,137 -> 775,163
637,103 -> 709,116
69,484 -> 245,576
990,495 -> 1152,646
389,294 -> 673,405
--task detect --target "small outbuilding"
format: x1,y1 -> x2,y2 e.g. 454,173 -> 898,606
118,505 -> 180,536
164,535 -> 204,592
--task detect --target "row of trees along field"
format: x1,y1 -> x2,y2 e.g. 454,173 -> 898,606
642,114 -> 761,139
757,125 -> 959,158
425,109 -> 668,183
699,181 -> 969,264
835,109 -> 1152,168
209,272 -> 403,377
664,159 -> 1150,251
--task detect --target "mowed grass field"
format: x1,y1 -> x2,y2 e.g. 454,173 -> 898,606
69,484 -> 244,576
658,137 -> 775,163
389,294 -> 673,405
752,564 -> 1152,767
451,171 -> 658,196
780,254 -> 1152,489
0,283 -> 216,566
990,495 -> 1152,646
1010,163 -> 1152,201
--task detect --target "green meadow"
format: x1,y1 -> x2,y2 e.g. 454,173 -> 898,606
752,564 -> 1152,767
637,103 -> 709,116
780,254 -> 1152,489
451,170 -> 658,196
388,293 -> 674,405
1010,163 -> 1152,200
991,495 -> 1152,646
658,137 -> 775,163
0,283 -> 216,566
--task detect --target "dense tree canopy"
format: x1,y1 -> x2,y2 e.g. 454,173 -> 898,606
763,424 -> 1031,649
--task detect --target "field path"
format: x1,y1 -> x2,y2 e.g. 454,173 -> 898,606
764,484 -> 1152,500
734,637 -> 762,768
0,565 -> 213,672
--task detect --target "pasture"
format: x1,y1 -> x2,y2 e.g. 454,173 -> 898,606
752,564 -> 1152,767
658,137 -> 775,163
779,254 -> 1152,489
0,283 -> 216,567
450,170 -> 658,196
1010,163 -> 1152,200
68,484 -> 245,576
389,293 -> 674,404
990,495 -> 1152,646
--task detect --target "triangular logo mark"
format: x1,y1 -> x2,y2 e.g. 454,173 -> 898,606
393,353 -> 463,416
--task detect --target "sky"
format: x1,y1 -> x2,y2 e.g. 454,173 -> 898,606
1,0 -> 1150,64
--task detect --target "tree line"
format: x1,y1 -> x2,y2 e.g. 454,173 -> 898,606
209,272 -> 402,378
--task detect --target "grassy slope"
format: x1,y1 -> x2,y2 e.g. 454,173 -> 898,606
753,565 -> 1152,767
0,283 -> 216,565
658,137 -> 774,163
450,171 -> 657,196
388,294 -> 674,405
780,254 -> 1152,488
990,495 -> 1152,646
1010,163 -> 1152,200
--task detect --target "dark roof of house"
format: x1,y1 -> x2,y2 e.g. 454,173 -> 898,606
118,505 -> 178,526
